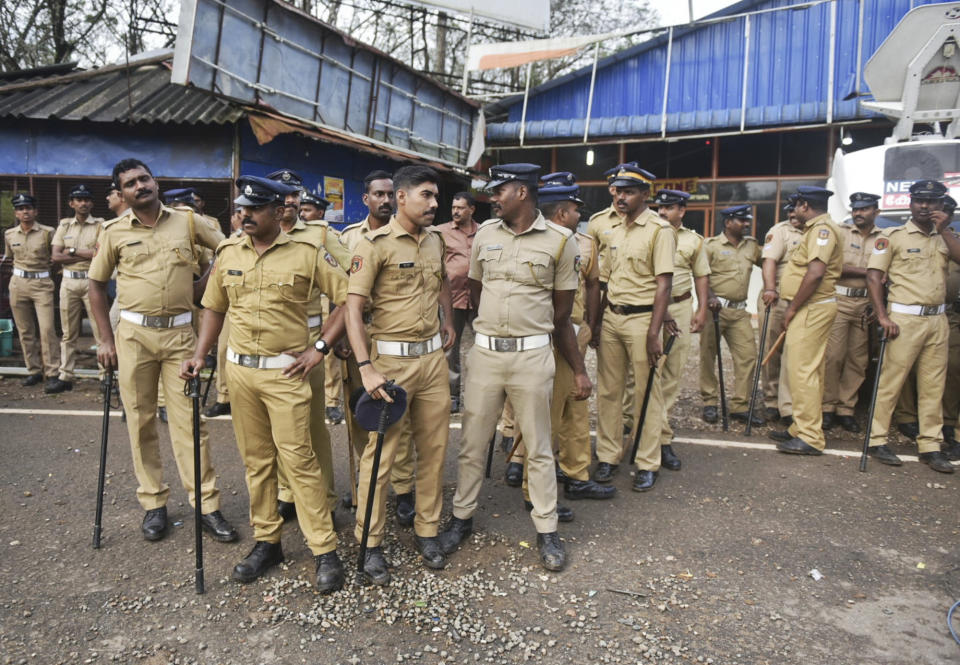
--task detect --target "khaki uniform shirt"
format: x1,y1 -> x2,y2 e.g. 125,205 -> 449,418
601,208 -> 676,306
52,216 -> 104,271
572,231 -> 599,325
761,221 -> 804,282
673,225 -> 710,297
304,219 -> 352,272
867,219 -> 950,306
203,233 -> 347,356
3,223 -> 54,270
89,205 -> 225,316
586,205 -> 623,279
780,213 -> 843,303
837,223 -> 882,290
348,217 -> 445,342
470,213 -> 579,337
704,233 -> 761,302
435,220 -> 478,310
285,219 -> 351,316
340,216 -> 375,252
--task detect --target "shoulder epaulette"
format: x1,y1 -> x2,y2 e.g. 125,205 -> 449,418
290,233 -> 323,249
305,220 -> 329,228
58,217 -> 72,226
341,221 -> 365,233
214,235 -> 245,254
588,206 -> 616,222
478,218 -> 501,229
366,225 -> 392,241
545,220 -> 573,238
575,230 -> 590,241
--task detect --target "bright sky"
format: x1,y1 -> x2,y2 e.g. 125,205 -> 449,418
652,0 -> 740,27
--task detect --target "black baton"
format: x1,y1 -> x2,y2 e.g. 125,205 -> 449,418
860,335 -> 888,472
186,377 -> 205,593
357,384 -> 394,575
745,305 -> 771,436
93,371 -> 114,549
713,310 -> 729,432
630,334 -> 677,465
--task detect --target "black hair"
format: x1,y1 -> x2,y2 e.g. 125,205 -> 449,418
363,170 -> 393,193
797,197 -> 827,213
393,165 -> 439,192
111,159 -> 152,188
539,200 -> 563,220
453,191 -> 475,207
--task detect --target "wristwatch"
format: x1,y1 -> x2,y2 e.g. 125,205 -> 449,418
314,338 -> 330,355
68,247 -> 76,256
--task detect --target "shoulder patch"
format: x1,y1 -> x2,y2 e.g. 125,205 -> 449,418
351,255 -> 363,273
324,251 -> 338,267
873,237 -> 889,254
765,232 -> 774,243
818,228 -> 830,238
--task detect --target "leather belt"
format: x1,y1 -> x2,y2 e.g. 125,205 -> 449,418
120,309 -> 192,328
836,285 -> 868,298
64,270 -> 88,279
716,297 -> 747,310
672,291 -> 692,303
227,347 -> 296,369
607,302 -> 654,315
475,332 -> 550,352
308,314 -> 322,329
376,333 -> 442,357
12,268 -> 50,279
890,302 -> 946,316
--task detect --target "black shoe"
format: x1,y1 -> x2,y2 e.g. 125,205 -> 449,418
593,462 -> 618,483
157,406 -> 167,423
314,551 -> 344,594
499,435 -> 514,454
660,444 -> 681,471
141,507 -> 168,541
395,492 -> 415,527
631,469 -> 658,492
233,541 -> 283,583
438,517 -> 473,554
277,500 -> 297,522
623,422 -> 633,437
450,397 -> 461,414
919,451 -> 955,474
837,415 -> 861,433
780,415 -> 794,427
325,406 -> 344,425
414,535 -> 447,569
867,444 -> 903,466
821,412 -> 837,430
776,438 -> 823,455
204,401 -> 231,417
944,426 -> 957,444
361,546 -> 391,585
730,411 -> 764,426
21,373 -> 43,387
897,422 -> 919,440
200,510 -> 238,542
943,439 -> 960,461
764,407 -> 780,422
44,378 -> 72,394
768,429 -> 793,442
555,463 -> 569,483
536,532 -> 566,572
504,462 -> 523,487
564,479 -> 616,500
702,406 -> 718,424
524,500 -> 574,522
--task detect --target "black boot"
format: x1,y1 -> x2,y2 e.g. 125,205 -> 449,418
438,516 -> 473,554
524,500 -> 574,522
504,462 -> 523,487
395,492 -> 415,527
233,541 -> 284,583
141,506 -> 168,541
414,535 -> 447,569
277,500 -> 297,522
563,479 -> 616,500
200,510 -> 238,542
536,532 -> 566,571
660,445 -> 681,471
361,546 -> 391,585
315,551 -> 344,593
593,462 -> 618,483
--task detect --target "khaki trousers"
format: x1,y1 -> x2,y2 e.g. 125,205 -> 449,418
115,320 -> 220,511
943,313 -> 960,427
596,310 -> 664,471
59,276 -> 104,380
213,318 -> 230,404
453,344 -> 558,533
277,325 -> 337,511
354,347 -> 450,547
758,295 -> 791,413
699,307 -> 756,412
324,353 -> 342,408
226,361 -> 337,554
822,296 -> 870,416
658,301 -> 694,447
594,343 -> 636,432
10,275 -> 59,377
785,300 -> 837,450
869,312 -> 948,453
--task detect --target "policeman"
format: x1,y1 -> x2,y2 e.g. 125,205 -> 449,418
340,170 -> 416,525
592,165 -> 675,491
759,198 -> 804,423
768,186 -> 843,455
700,205 -> 763,425
106,182 -> 126,217
820,192 -> 883,432
4,193 -> 59,389
266,168 -> 351,521
651,189 -> 710,470
940,195 -> 960,457
204,208 -> 244,418
864,180 -> 960,472
181,174 -> 347,591
440,163 -> 588,572
89,158 -> 236,543
345,164 -> 456,582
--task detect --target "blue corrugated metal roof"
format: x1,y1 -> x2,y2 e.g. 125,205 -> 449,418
487,0 -> 950,142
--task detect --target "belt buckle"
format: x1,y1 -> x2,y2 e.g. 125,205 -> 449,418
407,341 -> 427,356
611,305 -> 623,315
921,305 -> 938,316
240,354 -> 258,368
493,337 -> 516,352
143,315 -> 166,328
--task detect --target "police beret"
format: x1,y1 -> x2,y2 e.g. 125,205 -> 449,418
609,165 -> 656,189
909,179 -> 947,200
849,192 -> 880,209
69,184 -> 93,199
11,193 -> 36,207
234,175 -> 299,207
794,186 -> 833,204
487,163 -> 541,190
720,204 -> 752,219
266,169 -> 303,188
650,189 -> 690,206
351,382 -> 408,432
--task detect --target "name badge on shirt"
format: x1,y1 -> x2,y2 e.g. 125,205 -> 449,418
850,243 -> 860,249
485,244 -> 502,251
227,269 -> 243,275
398,262 -> 415,268
720,250 -> 732,255
907,248 -> 921,253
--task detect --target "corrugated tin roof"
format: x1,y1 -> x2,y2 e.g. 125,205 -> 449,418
0,54 -> 243,126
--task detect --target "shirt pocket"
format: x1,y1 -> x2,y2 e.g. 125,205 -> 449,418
172,243 -> 196,267
898,246 -> 931,273
517,248 -> 554,287
222,269 -> 245,300
477,246 -> 504,278
118,241 -> 155,274
383,265 -> 417,290
262,270 -> 305,304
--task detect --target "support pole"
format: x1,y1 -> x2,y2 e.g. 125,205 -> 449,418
583,41 -> 601,143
